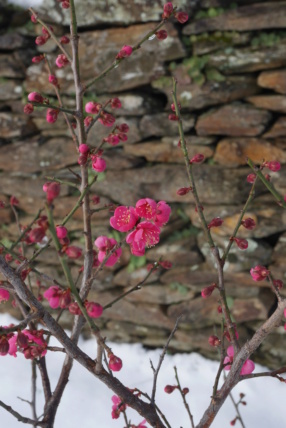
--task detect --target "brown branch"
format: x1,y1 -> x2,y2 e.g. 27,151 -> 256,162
0,400 -> 44,426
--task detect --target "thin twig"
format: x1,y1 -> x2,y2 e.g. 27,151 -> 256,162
174,366 -> 195,428
150,316 -> 182,405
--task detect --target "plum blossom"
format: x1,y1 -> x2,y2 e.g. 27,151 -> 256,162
250,265 -> 270,282
224,346 -> 255,375
110,206 -> 139,232
94,236 -> 122,266
126,222 -> 160,256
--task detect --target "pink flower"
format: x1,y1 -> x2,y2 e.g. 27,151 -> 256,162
85,101 -> 102,114
92,156 -> 106,173
110,206 -> 139,232
154,201 -> 171,226
224,346 -> 255,375
126,221 -> 160,256
116,45 -> 133,59
94,236 -> 122,266
43,285 -> 61,308
138,420 -> 148,428
135,198 -> 157,220
0,288 -> 10,302
55,54 -> 69,68
32,54 -> 44,63
250,265 -> 270,282
117,123 -> 129,133
105,134 -> 120,146
162,2 -> 173,19
60,35 -> 70,44
111,395 -> 126,419
28,92 -> 44,103
85,301 -> 103,318
78,144 -> 90,154
108,354 -> 122,371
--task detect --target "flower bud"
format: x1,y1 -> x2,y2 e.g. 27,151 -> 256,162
175,11 -> 189,24
168,113 -> 179,121
241,218 -> 256,230
233,237 -> 248,250
273,279 -> 283,290
108,354 -> 123,372
56,225 -> 68,239
35,36 -> 47,46
60,35 -> 70,44
190,153 -> 205,164
28,92 -> 44,103
177,187 -> 191,196
182,387 -> 189,395
164,385 -> 176,394
156,30 -> 168,40
264,161 -> 281,172
246,173 -> 256,183
201,283 -> 216,298
24,103 -> 34,114
208,335 -> 220,347
49,75 -> 58,86
208,217 -> 223,229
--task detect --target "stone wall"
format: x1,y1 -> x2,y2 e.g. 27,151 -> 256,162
1,0 -> 286,367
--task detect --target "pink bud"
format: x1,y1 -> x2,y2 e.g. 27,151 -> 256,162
49,75 -> 58,86
250,265 -> 270,282
241,218 -> 256,230
92,157 -> 106,173
56,225 -> 68,239
168,113 -> 179,121
117,123 -> 129,133
84,116 -> 93,127
29,227 -> 46,243
156,30 -> 168,40
273,279 -> 283,289
233,237 -> 248,250
201,283 -> 216,298
0,337 -> 9,356
55,54 -> 69,68
108,354 -> 123,372
182,388 -> 189,395
111,97 -> 122,109
246,173 -> 256,183
208,217 -> 223,229
164,385 -> 176,394
78,154 -> 88,165
24,103 -> 34,114
35,36 -> 47,46
32,55 -> 45,63
46,109 -> 59,123
85,101 -> 102,114
31,14 -> 37,23
176,187 -> 191,196
85,301 -> 103,318
0,288 -> 10,302
65,246 -> 82,259
162,2 -> 173,18
171,102 -> 181,112
10,196 -> 19,206
78,144 -> 90,154
62,1 -> 70,9
28,92 -> 44,103
91,195 -> 100,205
208,335 -> 220,347
116,45 -> 133,59
60,35 -> 70,44
264,161 -> 281,172
17,332 -> 28,348
190,154 -> 205,164
175,11 -> 189,24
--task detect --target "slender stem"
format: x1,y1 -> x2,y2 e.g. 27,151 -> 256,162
150,316 -> 181,405
10,209 -> 43,251
227,392 -> 246,428
0,400 -> 43,426
31,360 -> 38,424
30,102 -> 76,115
171,77 -> 215,248
174,366 -> 195,428
44,177 -> 79,189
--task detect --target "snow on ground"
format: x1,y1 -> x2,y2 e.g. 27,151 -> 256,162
0,313 -> 285,427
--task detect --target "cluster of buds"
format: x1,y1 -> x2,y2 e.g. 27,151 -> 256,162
0,329 -> 47,360
162,2 -> 189,24
164,384 -> 189,395
35,25 -> 54,46
103,123 -> 130,146
43,285 -> 103,317
109,198 -> 171,256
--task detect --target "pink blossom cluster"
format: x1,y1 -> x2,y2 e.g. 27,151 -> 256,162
34,25 -> 54,47
43,285 -> 103,317
0,328 -> 47,360
109,198 -> 171,256
224,346 -> 255,375
162,3 -> 189,24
